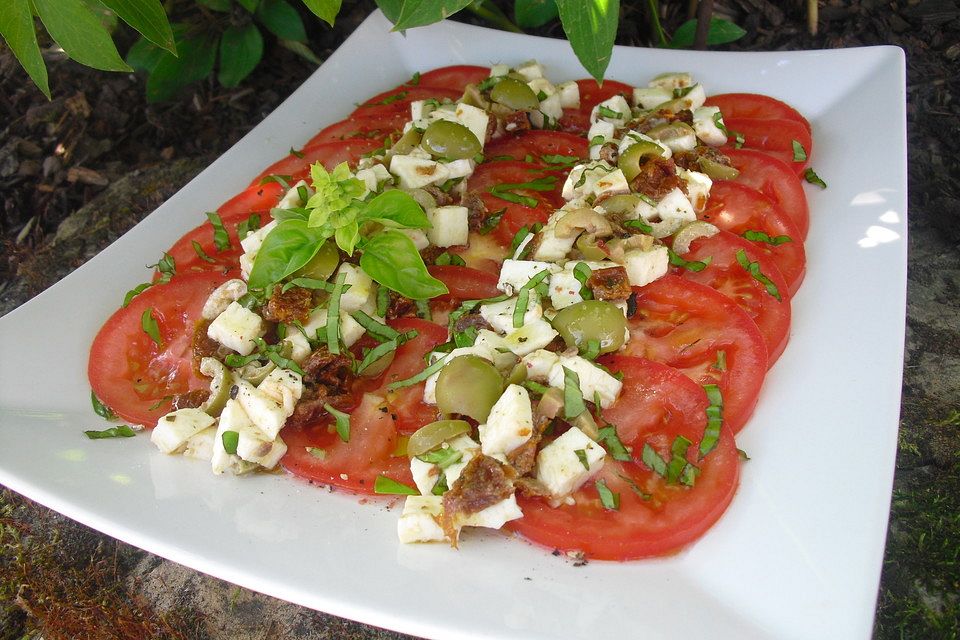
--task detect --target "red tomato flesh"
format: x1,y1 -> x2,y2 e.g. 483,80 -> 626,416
485,130 -> 589,164
559,79 -> 634,134
252,137 -> 383,185
428,265 -> 501,301
705,93 -> 811,134
722,117 -> 812,176
409,65 -> 490,92
305,112 -> 407,147
721,147 -> 810,239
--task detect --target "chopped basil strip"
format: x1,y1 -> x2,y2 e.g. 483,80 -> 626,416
221,430 -> 239,454
259,174 -> 292,190
616,473 -> 651,500
572,262 -> 593,300
738,448 -> 751,461
595,479 -> 620,510
641,443 -> 668,476
290,147 -> 305,159
191,240 -> 216,263
804,168 -> 827,189
540,154 -> 579,168
376,285 -> 390,317
479,207 -> 506,235
668,248 -> 710,272
447,294 -> 510,332
623,218 -> 653,234
149,252 -> 176,282
360,90 -> 409,107
589,134 -> 605,146
522,380 -> 549,395
513,269 -> 550,329
351,310 -> 400,342
699,383 -> 723,458
453,325 -> 478,348
224,352 -> 262,368
324,403 -> 351,442
563,366 -> 586,419
735,249 -> 782,301
712,350 -> 727,372
326,272 -> 347,355
414,299 -> 432,321
431,473 -> 449,496
236,213 -> 261,242
205,212 -> 231,252
508,225 -> 532,256
387,355 -> 448,390
597,425 -> 631,462
673,86 -> 695,99
408,71 -> 421,85
282,278 -> 351,294
417,447 -> 463,469
490,189 -> 538,208
743,230 -> 792,246
122,282 -> 152,307
373,475 -> 419,495
306,447 -> 327,460
434,252 -> 466,267
488,176 -> 556,208
791,139 -> 808,162
91,391 -> 117,421
141,308 -> 162,347
580,339 -> 601,361
732,130 -> 745,148
598,105 -> 623,119
574,449 -> 590,470
84,425 -> 136,439
666,435 -> 693,484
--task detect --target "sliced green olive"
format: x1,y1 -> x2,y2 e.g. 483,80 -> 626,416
358,349 -> 395,378
407,419 -> 471,457
490,77 -> 540,111
600,193 -> 645,217
551,300 -> 627,354
618,140 -> 667,182
294,240 -> 339,281
420,120 -> 481,160
698,156 -> 740,180
647,121 -> 697,152
390,127 -> 423,157
199,357 -> 231,417
435,355 -> 503,422
576,234 -> 607,261
506,362 -> 527,386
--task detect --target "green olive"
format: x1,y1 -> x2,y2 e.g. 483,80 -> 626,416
489,77 -> 540,111
576,234 -> 607,261
551,300 -> 627,354
698,156 -> 740,180
618,140 -> 667,182
407,419 -> 471,457
600,194 -> 645,217
358,349 -> 395,378
199,357 -> 231,417
647,121 -> 697,151
420,120 -> 481,160
506,362 -> 527,387
435,355 -> 503,422
294,241 -> 340,281
390,127 -> 423,156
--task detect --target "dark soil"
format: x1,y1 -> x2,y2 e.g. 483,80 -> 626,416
2,1 -> 959,639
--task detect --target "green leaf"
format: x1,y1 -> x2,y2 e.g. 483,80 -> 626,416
236,0 -> 260,12
0,0 -> 51,98
301,0 -> 342,26
374,0 -> 403,22
99,0 -> 175,54
257,0 -> 307,42
324,402 -> 351,442
218,23 -> 263,88
91,391 -> 117,421
389,0 -> 474,31
279,38 -> 321,64
360,230 -> 448,300
514,0 -> 558,28
554,0 -> 619,82
595,479 -> 620,510
374,475 -> 419,495
126,37 -> 165,72
248,220 -> 329,289
804,168 -> 827,189
85,425 -> 137,439
563,366 -> 586,419
359,190 -> 430,229
668,17 -> 746,49
198,0 -> 232,11
145,31 -> 218,102
32,0 -> 132,72
141,308 -> 163,346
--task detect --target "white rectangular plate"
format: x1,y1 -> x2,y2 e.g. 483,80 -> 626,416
0,12 -> 906,640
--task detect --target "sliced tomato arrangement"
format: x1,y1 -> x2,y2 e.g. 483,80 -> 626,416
559,79 -> 634,133
705,93 -> 811,133
484,130 -> 589,164
89,271 -> 230,426
305,112 -> 408,147
408,65 -> 490,92
722,116 -> 812,176
351,86 -> 461,118
511,357 -> 740,560
721,147 -> 810,239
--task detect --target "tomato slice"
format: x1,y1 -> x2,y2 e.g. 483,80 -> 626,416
721,147 -> 810,239
428,265 -> 501,301
304,112 -> 407,147
559,78 -> 634,134
485,130 -> 589,164
673,230 -> 792,366
705,93 -> 811,134
511,357 -> 740,560
379,318 -> 449,435
89,271 -> 230,427
280,393 -> 412,494
722,117 -> 812,175
466,160 -> 565,246
621,275 -> 768,433
351,86 -> 461,118
252,137 -> 383,185
217,181 -> 284,218
409,65 -> 490,92
702,181 -> 807,296
161,211 -> 267,278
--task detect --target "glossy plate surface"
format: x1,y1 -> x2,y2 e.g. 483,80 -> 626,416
0,12 -> 907,640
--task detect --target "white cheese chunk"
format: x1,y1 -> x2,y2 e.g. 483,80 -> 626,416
277,179 -> 312,209
556,81 -> 580,109
656,187 -> 698,225
561,162 -> 630,201
151,408 -> 216,454
587,120 -> 616,160
201,279 -> 248,321
679,168 -> 713,212
233,380 -> 288,440
211,400 -> 258,475
489,63 -> 510,77
237,432 -> 287,470
389,154 -> 450,189
501,318 -> 558,357
664,83 -> 706,113
547,355 -> 623,408
479,295 -> 543,335
693,105 -> 728,146
461,493 -> 523,529
398,495 -> 448,543
527,77 -> 556,97
590,95 -> 631,127
531,93 -> 563,129
623,245 -> 669,288
444,158 -> 476,180
182,426 -> 216,461
239,219 -> 278,280
515,60 -> 545,81
300,307 -> 366,349
355,164 -> 392,192
411,434 -> 480,495
282,330 -> 312,364
426,205 -> 469,247
207,302 -> 266,356
479,384 -> 534,457
648,72 -> 694,90
632,86 -> 673,110
536,427 -> 606,498
521,349 -> 560,383
496,259 -> 558,295
471,330 -> 525,371
453,103 -> 490,149
257,368 -> 303,416
410,457 -> 442,496
397,227 -> 430,251
335,263 -> 375,314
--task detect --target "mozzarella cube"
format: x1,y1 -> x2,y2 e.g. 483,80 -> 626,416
398,495 -> 448,543
471,330 -> 524,371
258,368 -> 303,416
547,355 -> 623,408
587,120 -> 616,160
355,164 -> 392,192
479,295 -> 543,335
648,72 -> 693,90
335,263 -> 375,313
527,77 -> 556,97
277,180 -> 312,209
529,219 -> 578,262
444,158 -> 476,180
389,154 -> 450,189
237,432 -> 287,469
300,307 -> 366,348
656,187 -> 698,225
664,83 -> 706,113
496,259 -> 558,295
633,86 -> 673,110
593,167 -> 630,200
411,434 -> 480,495
501,318 -> 558,356
515,60 -> 545,81
207,302 -> 266,356
531,93 -> 563,129
536,427 -> 606,497
182,426 -> 216,461
590,95 -> 631,127
397,227 -> 430,251
454,103 -> 490,149
561,162 -> 629,201
623,245 -> 669,288
211,400 -> 258,475
521,349 -> 560,383
410,99 -> 430,121
556,81 -> 580,109
233,380 -> 287,440
410,457 -> 442,496
201,279 -> 248,321
240,219 -> 277,255
679,168 -> 713,212
489,64 -> 510,77
479,384 -> 534,457
426,205 -> 469,247
693,106 -> 728,146
151,408 -> 216,454
461,494 -> 523,529
282,330 -> 312,364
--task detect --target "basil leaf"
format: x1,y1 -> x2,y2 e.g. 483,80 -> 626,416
32,0 -> 131,72
205,211 -> 232,252
123,282 -> 153,307
221,430 -> 240,454
792,139 -> 808,163
735,249 -> 782,301
700,383 -> 724,458
555,0 -> 619,82
804,168 -> 827,189
191,241 -> 216,263
743,230 -> 792,246
572,261 -> 593,300
0,0 -> 51,98
85,425 -> 137,439
237,213 -> 262,241
563,366 -> 586,419
623,219 -> 653,234
387,355 -> 448,390
417,447 -> 463,469
248,220 -> 329,290
324,402 -> 351,442
595,479 -> 620,510
360,230 -> 448,300
141,308 -> 162,346
374,475 -> 419,495
478,207 -> 506,235
597,425 -> 631,462
306,446 -> 327,459
513,269 -> 550,328
91,391 -> 117,421
351,310 -> 400,342
359,189 -> 431,229
389,0 -> 474,31
641,443 -> 667,476
668,248 -> 711,272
